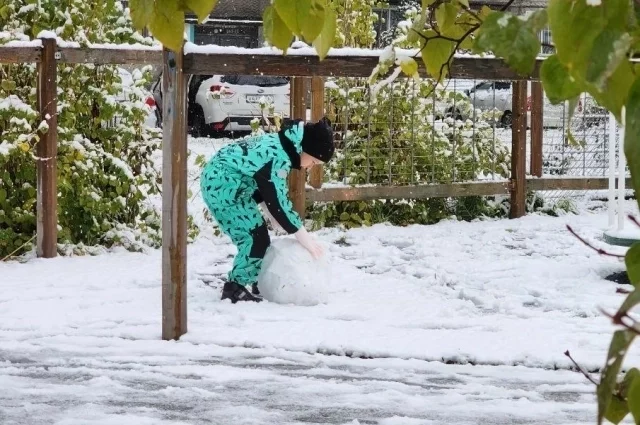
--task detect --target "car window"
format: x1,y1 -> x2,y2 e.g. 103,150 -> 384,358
494,82 -> 511,90
191,75 -> 212,91
221,75 -> 290,87
474,82 -> 493,91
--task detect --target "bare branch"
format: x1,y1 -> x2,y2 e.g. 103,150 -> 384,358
600,308 -> 640,335
458,3 -> 483,23
500,0 -> 517,11
566,225 -> 625,258
628,214 -> 640,228
564,350 -> 599,385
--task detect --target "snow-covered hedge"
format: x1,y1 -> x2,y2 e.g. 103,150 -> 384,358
0,0 -> 174,258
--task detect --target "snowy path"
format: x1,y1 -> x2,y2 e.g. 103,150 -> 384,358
0,348 -> 598,425
2,200 -> 639,424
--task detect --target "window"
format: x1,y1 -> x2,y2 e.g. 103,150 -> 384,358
540,28 -> 554,54
221,75 -> 290,87
474,82 -> 493,91
194,23 -> 259,48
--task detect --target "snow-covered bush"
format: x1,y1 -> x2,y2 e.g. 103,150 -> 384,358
0,0 -> 191,257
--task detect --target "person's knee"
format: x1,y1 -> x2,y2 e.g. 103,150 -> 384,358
249,223 -> 270,259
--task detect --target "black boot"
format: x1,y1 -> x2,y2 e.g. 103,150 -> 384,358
251,283 -> 260,295
221,281 -> 263,303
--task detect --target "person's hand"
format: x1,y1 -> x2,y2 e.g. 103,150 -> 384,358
304,239 -> 325,259
294,227 -> 325,259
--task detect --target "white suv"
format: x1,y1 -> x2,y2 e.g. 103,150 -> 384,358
152,74 -> 291,137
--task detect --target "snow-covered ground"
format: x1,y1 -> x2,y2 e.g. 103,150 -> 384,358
2,136 -> 639,424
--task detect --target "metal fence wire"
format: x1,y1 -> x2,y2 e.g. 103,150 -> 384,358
322,75 -> 625,204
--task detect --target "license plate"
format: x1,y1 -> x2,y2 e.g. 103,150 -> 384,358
246,94 -> 274,103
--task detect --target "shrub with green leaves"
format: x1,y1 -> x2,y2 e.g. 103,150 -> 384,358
308,2 -> 511,228
0,0 -> 173,257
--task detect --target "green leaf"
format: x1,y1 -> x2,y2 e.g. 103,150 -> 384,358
540,55 -> 581,105
435,3 -> 458,35
625,244 -> 640,287
274,0 -> 310,37
312,6 -> 336,60
567,127 -> 585,148
605,396 -> 629,425
263,5 -> 294,52
422,0 -> 436,7
0,5 -> 10,20
586,29 -> 632,90
623,368 -> 640,396
624,76 -> 640,213
184,0 -> 218,23
589,60 -> 634,121
1,79 -> 16,91
597,330 -> 637,425
627,370 -> 640,424
421,34 -> 455,81
129,0 -> 154,31
149,0 -> 185,52
407,9 -> 428,44
300,0 -> 326,43
473,11 -> 540,76
399,57 -> 419,78
0,188 -> 6,203
526,9 -> 548,32
547,0 -> 628,92
339,212 -> 350,221
548,0 -> 605,74
456,0 -> 470,8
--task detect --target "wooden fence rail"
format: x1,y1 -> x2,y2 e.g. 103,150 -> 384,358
305,177 -> 633,202
1,40 -> 627,341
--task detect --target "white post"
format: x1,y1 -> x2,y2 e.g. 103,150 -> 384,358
608,112 -> 616,227
618,123 -> 626,231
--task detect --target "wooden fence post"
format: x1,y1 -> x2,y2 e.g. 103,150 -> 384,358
530,81 -> 543,177
288,76 -> 307,216
161,45 -> 188,341
36,37 -> 58,258
510,80 -> 527,219
309,77 -> 325,189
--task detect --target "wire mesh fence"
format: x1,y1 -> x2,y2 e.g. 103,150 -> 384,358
539,92 -> 618,202
323,76 -> 513,188
322,75 -> 626,205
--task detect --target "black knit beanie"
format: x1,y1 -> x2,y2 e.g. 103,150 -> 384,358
301,117 -> 335,163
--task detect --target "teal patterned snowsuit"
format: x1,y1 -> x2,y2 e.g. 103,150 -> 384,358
200,121 -> 305,286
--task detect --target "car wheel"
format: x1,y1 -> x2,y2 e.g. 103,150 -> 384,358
500,111 -> 512,128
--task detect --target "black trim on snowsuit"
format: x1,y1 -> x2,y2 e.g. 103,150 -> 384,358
252,189 -> 263,204
253,160 -> 300,234
278,121 -> 302,170
249,223 -> 271,258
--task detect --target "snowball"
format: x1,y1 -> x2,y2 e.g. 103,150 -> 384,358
257,238 -> 330,306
